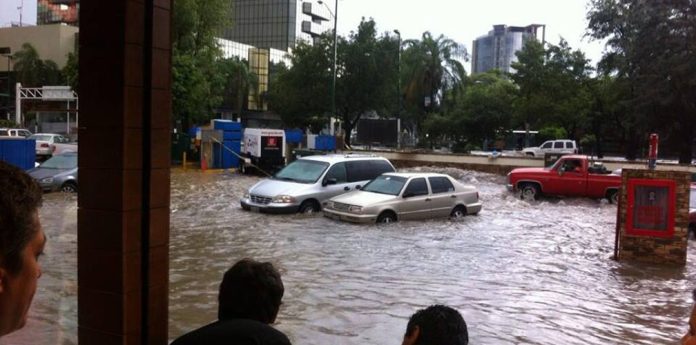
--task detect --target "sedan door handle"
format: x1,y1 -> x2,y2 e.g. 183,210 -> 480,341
425,198 -> 431,202
450,195 -> 456,198
344,186 -> 350,191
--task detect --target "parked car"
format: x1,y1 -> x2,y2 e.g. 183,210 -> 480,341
323,172 -> 481,224
0,128 -> 32,138
29,133 -> 75,158
521,139 -> 578,157
506,155 -> 622,202
689,183 -> 696,240
240,154 -> 396,214
28,152 -> 78,193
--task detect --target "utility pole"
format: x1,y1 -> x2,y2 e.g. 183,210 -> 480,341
18,0 -> 24,26
394,30 -> 402,149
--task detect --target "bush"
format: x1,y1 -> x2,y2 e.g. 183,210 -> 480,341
538,126 -> 568,142
0,120 -> 19,128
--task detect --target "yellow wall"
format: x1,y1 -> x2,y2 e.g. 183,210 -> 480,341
0,24 -> 78,72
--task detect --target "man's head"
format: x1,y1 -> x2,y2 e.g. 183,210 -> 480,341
402,305 -> 468,345
218,258 -> 284,324
0,161 -> 45,337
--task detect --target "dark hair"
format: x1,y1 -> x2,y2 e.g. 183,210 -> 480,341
405,305 -> 468,345
218,258 -> 284,324
0,161 -> 43,273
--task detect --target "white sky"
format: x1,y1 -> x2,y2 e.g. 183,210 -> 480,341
0,0 -> 607,72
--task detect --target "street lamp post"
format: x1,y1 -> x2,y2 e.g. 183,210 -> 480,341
393,30 -> 401,149
318,0 -> 338,132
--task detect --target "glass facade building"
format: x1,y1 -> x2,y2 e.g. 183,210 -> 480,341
472,24 -> 543,74
37,0 -> 80,26
223,0 -> 334,51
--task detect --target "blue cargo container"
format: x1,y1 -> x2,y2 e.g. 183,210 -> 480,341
0,138 -> 36,170
212,119 -> 242,131
285,129 -> 303,144
223,131 -> 242,141
315,135 -> 336,151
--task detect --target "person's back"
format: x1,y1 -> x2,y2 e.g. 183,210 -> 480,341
171,258 -> 291,345
401,305 -> 468,345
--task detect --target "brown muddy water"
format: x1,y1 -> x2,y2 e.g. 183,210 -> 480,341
3,167 -> 696,345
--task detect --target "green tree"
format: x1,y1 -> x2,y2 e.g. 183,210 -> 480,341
401,32 -> 467,124
588,0 -> 696,163
63,52 -> 78,91
268,37 -> 332,129
336,19 -> 399,146
12,43 -> 63,87
172,0 -> 232,130
218,57 -> 257,119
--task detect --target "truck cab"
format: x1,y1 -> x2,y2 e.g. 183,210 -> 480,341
507,155 -> 622,202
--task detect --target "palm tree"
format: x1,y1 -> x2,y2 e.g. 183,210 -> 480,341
401,32 -> 468,115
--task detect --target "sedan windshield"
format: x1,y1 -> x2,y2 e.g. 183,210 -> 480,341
41,154 -> 77,169
30,134 -> 53,141
274,159 -> 329,183
361,175 -> 407,195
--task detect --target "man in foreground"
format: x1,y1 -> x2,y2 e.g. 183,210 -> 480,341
172,258 -> 291,345
402,305 -> 469,345
0,161 -> 46,337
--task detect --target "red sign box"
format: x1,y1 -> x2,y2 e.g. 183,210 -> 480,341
625,178 -> 676,238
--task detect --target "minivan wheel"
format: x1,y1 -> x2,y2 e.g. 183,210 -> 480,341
450,205 -> 466,219
61,181 -> 78,193
377,211 -> 396,224
299,200 -> 319,214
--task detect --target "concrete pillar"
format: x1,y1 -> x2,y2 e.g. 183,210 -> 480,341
78,1 -> 171,344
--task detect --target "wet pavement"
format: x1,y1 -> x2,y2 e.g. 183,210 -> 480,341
4,167 -> 696,345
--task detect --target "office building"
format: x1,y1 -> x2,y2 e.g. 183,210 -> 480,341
223,0 -> 334,51
37,0 -> 80,26
0,24 -> 78,72
472,24 -> 545,74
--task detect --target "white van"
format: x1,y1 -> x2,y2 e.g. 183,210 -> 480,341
240,154 -> 396,214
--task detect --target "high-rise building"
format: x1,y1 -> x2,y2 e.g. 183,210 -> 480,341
223,0 -> 333,52
37,0 -> 80,26
472,24 -> 544,74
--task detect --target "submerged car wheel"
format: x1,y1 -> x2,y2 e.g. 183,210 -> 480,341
607,190 -> 619,204
689,224 -> 696,240
377,211 -> 396,224
520,183 -> 539,201
299,200 -> 319,214
61,181 -> 78,193
450,205 -> 466,219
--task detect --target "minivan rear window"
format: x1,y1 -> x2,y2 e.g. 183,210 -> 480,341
274,159 -> 329,183
346,160 -> 394,182
0,130 -> 7,136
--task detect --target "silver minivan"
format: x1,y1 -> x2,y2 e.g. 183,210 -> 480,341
240,154 -> 396,214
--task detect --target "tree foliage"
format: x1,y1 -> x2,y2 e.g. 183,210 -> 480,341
13,43 -> 63,87
587,0 -> 696,163
172,0 -> 232,130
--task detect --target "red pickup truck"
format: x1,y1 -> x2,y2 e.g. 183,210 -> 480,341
506,155 -> 622,203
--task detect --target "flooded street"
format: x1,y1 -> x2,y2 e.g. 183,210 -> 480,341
4,167 -> 696,345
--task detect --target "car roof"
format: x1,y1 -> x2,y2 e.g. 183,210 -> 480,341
299,154 -> 389,164
382,172 -> 451,179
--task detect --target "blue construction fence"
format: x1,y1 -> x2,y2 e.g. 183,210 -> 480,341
212,120 -> 242,169
0,138 -> 36,170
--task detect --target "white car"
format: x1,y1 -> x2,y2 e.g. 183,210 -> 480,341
521,139 -> 578,157
0,128 -> 32,138
323,172 -> 482,224
29,133 -> 75,158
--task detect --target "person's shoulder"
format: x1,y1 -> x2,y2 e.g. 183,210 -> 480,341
171,319 -> 291,345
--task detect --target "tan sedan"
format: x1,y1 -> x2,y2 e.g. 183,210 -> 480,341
323,172 -> 482,224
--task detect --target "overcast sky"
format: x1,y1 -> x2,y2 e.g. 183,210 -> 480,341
0,0 -> 606,72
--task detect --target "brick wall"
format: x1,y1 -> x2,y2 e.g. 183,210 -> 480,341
617,169 -> 691,266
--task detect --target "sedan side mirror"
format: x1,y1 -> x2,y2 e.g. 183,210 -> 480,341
557,168 -> 565,176
323,177 -> 337,186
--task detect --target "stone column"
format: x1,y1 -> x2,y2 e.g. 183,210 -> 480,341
77,1 -> 171,344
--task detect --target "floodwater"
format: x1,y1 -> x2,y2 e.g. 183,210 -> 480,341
3,167 -> 696,345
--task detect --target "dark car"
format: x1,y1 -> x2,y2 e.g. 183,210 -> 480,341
28,152 -> 78,193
